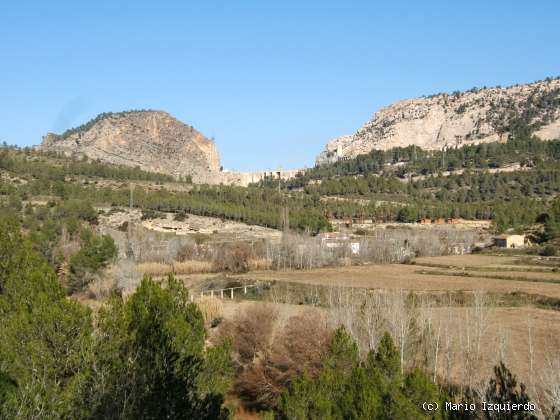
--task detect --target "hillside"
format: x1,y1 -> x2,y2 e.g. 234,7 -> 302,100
317,78 -> 560,164
38,110 -> 222,183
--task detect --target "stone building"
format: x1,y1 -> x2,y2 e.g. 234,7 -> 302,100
494,234 -> 526,248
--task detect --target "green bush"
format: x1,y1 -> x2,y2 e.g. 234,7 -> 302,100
141,208 -> 164,220
540,245 -> 558,256
174,211 -> 188,221
68,228 -> 117,292
56,199 -> 98,223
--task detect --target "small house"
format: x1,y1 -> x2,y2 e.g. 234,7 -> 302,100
350,242 -> 360,255
317,232 -> 350,249
494,234 -> 525,249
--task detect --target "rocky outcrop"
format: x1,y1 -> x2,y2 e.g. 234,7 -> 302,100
316,135 -> 354,165
221,169 -> 302,187
39,110 -> 222,183
317,78 -> 560,163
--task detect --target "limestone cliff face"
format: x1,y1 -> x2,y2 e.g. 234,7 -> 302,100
39,110 -> 221,183
317,78 -> 560,164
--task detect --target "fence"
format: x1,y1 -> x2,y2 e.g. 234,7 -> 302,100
190,284 -> 258,301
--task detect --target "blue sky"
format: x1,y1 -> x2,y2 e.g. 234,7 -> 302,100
1,1 -> 559,171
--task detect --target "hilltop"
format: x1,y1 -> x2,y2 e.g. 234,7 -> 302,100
38,110 -> 222,183
38,110 -> 301,186
317,77 -> 560,164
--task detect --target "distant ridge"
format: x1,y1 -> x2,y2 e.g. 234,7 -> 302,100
317,77 -> 560,164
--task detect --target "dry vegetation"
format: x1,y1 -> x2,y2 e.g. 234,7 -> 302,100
212,287 -> 560,414
195,295 -> 224,324
213,303 -> 332,411
137,260 -> 213,276
232,264 -> 560,300
190,253 -> 560,415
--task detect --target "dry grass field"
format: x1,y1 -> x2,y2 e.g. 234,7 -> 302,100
428,306 -> 560,384
230,262 -> 560,299
414,254 -> 518,267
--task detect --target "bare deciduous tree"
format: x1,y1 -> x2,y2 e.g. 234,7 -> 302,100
542,352 -> 560,411
219,306 -> 330,411
212,242 -> 252,274
112,258 -> 140,295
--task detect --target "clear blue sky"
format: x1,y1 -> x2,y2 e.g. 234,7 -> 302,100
1,1 -> 559,171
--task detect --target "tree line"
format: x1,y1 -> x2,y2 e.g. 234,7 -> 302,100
1,174 -> 331,234
3,167 -> 558,235
286,135 -> 560,186
3,135 -> 560,235
0,144 -> 176,182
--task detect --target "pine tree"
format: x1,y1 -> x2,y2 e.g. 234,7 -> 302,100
0,212 -> 93,418
278,328 -> 444,420
484,362 -> 537,420
80,275 -> 233,419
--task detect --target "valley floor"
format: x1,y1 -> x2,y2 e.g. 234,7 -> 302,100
185,255 -> 560,300
185,253 -> 560,411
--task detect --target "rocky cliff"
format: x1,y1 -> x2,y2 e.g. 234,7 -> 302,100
39,110 -> 222,183
317,78 -> 560,164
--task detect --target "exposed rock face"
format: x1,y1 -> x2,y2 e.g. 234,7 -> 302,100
317,78 -> 560,164
316,135 -> 353,165
39,110 -> 221,183
221,168 -> 302,187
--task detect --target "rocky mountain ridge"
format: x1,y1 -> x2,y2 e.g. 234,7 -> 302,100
39,110 -> 222,183
317,78 -> 560,164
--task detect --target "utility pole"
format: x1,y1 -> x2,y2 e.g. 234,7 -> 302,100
276,166 -> 290,232
277,166 -> 282,194
126,182 -> 134,259
280,206 -> 289,232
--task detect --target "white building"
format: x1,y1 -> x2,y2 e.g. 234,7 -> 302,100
494,234 -> 526,248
